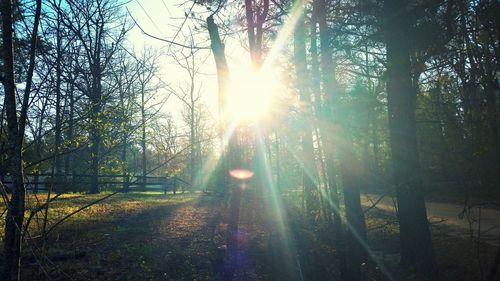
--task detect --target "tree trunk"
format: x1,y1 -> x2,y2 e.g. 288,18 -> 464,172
64,71 -> 75,176
207,15 -> 230,196
338,137 -> 367,281
90,64 -> 102,194
118,77 -> 128,192
1,0 -> 41,279
294,7 -> 316,216
190,84 -> 196,188
34,99 -> 49,193
141,84 -> 147,190
384,0 -> 439,279
315,0 -> 366,279
53,10 -> 63,191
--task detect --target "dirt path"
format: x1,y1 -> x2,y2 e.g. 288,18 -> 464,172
362,194 -> 500,245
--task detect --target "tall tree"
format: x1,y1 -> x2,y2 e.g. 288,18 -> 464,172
244,0 -> 269,67
314,0 -> 367,279
173,46 -> 204,188
293,2 -> 316,217
133,49 -> 162,189
1,0 -> 42,279
61,0 -> 128,193
384,0 -> 439,279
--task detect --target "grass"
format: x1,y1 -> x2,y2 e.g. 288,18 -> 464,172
1,191 -> 216,281
0,191 -> 195,237
0,190 -> 498,280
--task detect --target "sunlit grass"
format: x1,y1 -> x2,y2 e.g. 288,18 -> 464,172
0,192 -> 198,240
0,191 -> 213,280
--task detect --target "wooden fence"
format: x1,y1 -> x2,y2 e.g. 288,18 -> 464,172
1,174 -> 191,194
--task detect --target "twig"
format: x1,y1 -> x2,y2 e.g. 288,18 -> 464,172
126,7 -> 210,50
45,190 -> 122,237
363,191 -> 390,213
22,192 -> 65,241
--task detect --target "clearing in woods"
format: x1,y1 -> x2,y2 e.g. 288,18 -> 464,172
9,191 -> 498,281
18,192 -> 275,281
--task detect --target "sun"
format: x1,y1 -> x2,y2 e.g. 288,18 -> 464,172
226,68 -> 279,122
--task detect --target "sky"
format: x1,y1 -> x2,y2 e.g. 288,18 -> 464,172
126,0 -> 217,124
125,0 -> 245,125
125,0 -> 294,135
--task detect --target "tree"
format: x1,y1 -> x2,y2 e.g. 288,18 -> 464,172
384,0 -> 439,279
314,0 -> 368,279
173,46 -> 206,188
61,0 -> 129,193
132,48 -> 163,189
109,49 -> 139,190
1,0 -> 42,279
293,0 -> 316,217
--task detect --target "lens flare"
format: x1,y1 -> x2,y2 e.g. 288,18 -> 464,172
229,169 -> 254,180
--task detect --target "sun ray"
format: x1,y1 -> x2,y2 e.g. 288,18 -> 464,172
261,0 -> 308,70
277,132 -> 396,281
217,1 -> 396,279
255,126 -> 302,279
193,118 -> 240,191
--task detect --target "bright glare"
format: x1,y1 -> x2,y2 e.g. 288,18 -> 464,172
227,69 -> 279,122
229,169 -> 254,180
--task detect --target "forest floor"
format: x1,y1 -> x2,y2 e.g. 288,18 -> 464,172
17,192 -> 219,280
0,191 -> 498,280
362,193 -> 499,280
12,191 -> 281,281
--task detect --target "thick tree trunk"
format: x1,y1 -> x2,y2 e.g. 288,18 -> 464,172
384,0 -> 439,279
122,138 -> 128,191
190,85 -> 196,188
338,138 -> 367,280
1,0 -> 41,279
90,99 -> 101,194
207,15 -> 230,196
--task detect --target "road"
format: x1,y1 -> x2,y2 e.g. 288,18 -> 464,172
362,194 -> 500,245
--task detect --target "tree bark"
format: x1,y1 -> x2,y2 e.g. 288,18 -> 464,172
90,63 -> 102,194
54,9 -> 63,179
1,0 -> 41,279
384,0 -> 439,279
207,15 -> 231,196
315,0 -> 366,279
1,0 -> 24,276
